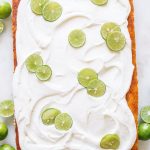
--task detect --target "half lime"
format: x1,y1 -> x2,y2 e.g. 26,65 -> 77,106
90,0 -> 108,6
140,106 -> 150,123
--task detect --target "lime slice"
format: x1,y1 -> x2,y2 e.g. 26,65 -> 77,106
0,144 -> 15,150
0,100 -> 14,118
68,29 -> 86,48
25,54 -> 43,73
101,22 -> 121,40
31,0 -> 48,15
55,113 -> 73,131
36,65 -> 52,81
0,122 -> 8,141
41,108 -> 61,125
106,31 -> 126,52
90,0 -> 108,6
0,21 -> 4,34
78,68 -> 98,88
87,79 -> 106,97
100,134 -> 120,149
140,106 -> 150,123
42,1 -> 62,22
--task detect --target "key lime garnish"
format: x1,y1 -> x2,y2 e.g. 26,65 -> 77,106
31,0 -> 48,15
36,65 -> 52,81
0,144 -> 15,150
0,21 -> 4,34
100,134 -> 120,149
42,1 -> 62,22
68,29 -> 86,48
87,79 -> 106,97
140,106 -> 150,123
41,108 -> 61,125
25,54 -> 43,73
0,121 -> 8,141
55,113 -> 73,131
90,0 -> 108,6
106,31 -> 126,52
101,22 -> 121,40
0,100 -> 14,118
78,68 -> 98,88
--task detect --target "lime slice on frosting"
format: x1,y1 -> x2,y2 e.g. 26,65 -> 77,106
90,0 -> 108,6
140,106 -> 150,123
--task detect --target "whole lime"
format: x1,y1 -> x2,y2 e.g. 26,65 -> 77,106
0,144 -> 15,150
138,122 -> 150,140
0,122 -> 8,141
0,1 -> 12,19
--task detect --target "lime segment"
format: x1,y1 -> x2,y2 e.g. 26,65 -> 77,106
68,29 -> 86,48
0,122 -> 8,141
101,22 -> 121,40
0,21 -> 4,34
78,68 -> 98,88
55,113 -> 73,131
106,31 -> 126,52
90,0 -> 108,6
0,144 -> 15,150
140,106 -> 150,123
42,2 -> 62,22
87,79 -> 106,97
100,134 -> 120,149
0,100 -> 14,118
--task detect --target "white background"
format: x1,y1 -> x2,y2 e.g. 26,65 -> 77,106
0,0 -> 150,149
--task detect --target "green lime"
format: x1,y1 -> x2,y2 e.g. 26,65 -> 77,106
0,1 -> 11,19
31,0 -> 48,15
106,31 -> 126,52
42,1 -> 62,22
0,144 -> 15,150
100,134 -> 120,149
101,22 -> 121,40
41,108 -> 61,125
68,29 -> 86,48
87,79 -> 106,97
25,54 -> 43,73
140,106 -> 150,123
78,68 -> 98,88
0,21 -> 4,34
138,123 -> 150,140
36,65 -> 52,81
90,0 -> 108,6
0,122 -> 8,141
55,113 -> 73,131
0,100 -> 14,118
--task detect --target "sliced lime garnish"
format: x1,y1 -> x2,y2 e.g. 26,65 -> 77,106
106,31 -> 126,52
0,100 -> 14,118
68,29 -> 86,48
78,68 -> 98,88
25,54 -> 43,73
55,113 -> 73,131
0,21 -> 4,34
41,108 -> 61,125
100,134 -> 120,149
101,22 -> 121,40
90,0 -> 108,6
42,1 -> 62,22
140,106 -> 150,123
36,65 -> 52,81
0,144 -> 15,150
87,79 -> 106,97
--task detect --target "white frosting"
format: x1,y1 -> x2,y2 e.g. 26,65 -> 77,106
13,0 -> 136,149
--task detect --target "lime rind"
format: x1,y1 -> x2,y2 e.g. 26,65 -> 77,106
0,2 -> 12,19
140,106 -> 150,123
0,122 -> 8,140
0,21 -> 4,33
90,0 -> 108,6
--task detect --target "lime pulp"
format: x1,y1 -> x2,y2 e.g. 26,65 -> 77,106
0,144 -> 15,150
140,106 -> 150,123
0,21 -> 4,34
0,122 -> 8,141
90,0 -> 108,6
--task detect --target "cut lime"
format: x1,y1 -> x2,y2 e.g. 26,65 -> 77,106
25,54 -> 43,73
0,100 -> 14,118
90,0 -> 108,6
101,22 -> 121,40
106,31 -> 126,52
100,134 -> 120,149
140,106 -> 150,123
55,113 -> 73,131
42,1 -> 62,22
68,29 -> 86,48
78,68 -> 98,88
41,108 -> 61,125
0,21 -> 4,34
31,0 -> 48,15
0,144 -> 15,150
36,65 -> 52,81
87,79 -> 106,97
0,122 -> 8,141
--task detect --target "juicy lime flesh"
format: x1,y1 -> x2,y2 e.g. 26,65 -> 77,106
87,79 -> 106,97
91,0 -> 108,6
101,22 -> 121,40
68,29 -> 86,48
106,31 -> 126,51
140,106 -> 150,123
100,134 -> 120,149
36,65 -> 52,81
138,123 -> 150,140
25,54 -> 43,73
78,68 -> 98,87
55,113 -> 73,131
41,108 -> 61,125
0,122 -> 8,141
0,100 -> 14,117
0,144 -> 15,150
0,21 -> 4,33
42,2 -> 62,22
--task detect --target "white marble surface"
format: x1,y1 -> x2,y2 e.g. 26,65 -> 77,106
0,0 -> 150,149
